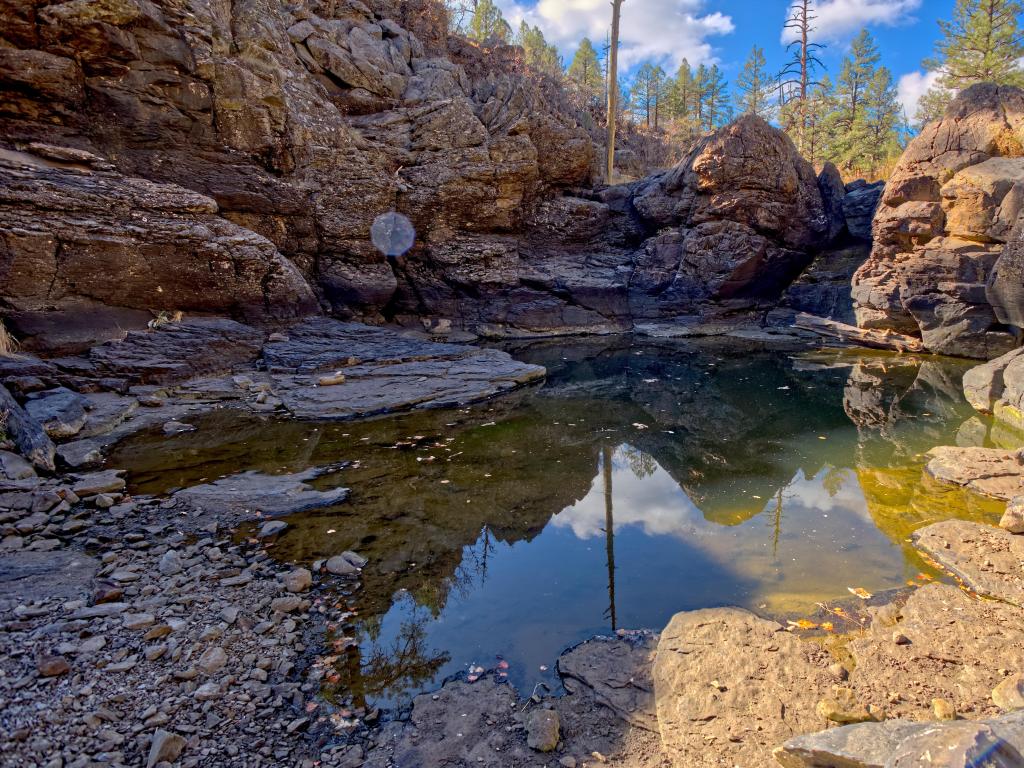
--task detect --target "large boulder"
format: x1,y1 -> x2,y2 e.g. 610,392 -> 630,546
627,115 -> 830,318
853,83 -> 1024,358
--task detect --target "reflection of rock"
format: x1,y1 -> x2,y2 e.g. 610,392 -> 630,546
962,347 -> 1024,433
653,607 -> 832,766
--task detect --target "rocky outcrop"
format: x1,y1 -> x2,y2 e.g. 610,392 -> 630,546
0,0 -> 854,341
0,0 -> 596,342
628,116 -> 829,318
853,84 -> 1024,358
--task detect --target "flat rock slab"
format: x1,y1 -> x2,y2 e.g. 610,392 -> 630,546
847,582 -> 1024,722
653,607 -> 833,767
89,319 -> 264,385
0,550 -> 100,610
173,469 -> 349,524
925,446 -> 1024,500
262,318 -> 476,373
776,711 -> 1024,768
273,350 -> 545,419
914,520 -> 1024,606
558,633 -> 659,732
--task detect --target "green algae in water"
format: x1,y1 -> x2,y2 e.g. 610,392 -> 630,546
109,337 -> 1008,709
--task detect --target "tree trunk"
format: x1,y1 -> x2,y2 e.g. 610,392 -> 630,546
606,0 -> 623,183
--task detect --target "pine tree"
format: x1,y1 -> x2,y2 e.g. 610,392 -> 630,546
918,0 -> 1024,124
703,65 -> 729,131
467,0 -> 511,44
517,21 -> 562,77
568,38 -> 604,101
633,62 -> 667,128
836,29 -> 880,131
735,46 -> 774,119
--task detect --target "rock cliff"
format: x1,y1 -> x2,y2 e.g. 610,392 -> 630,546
1,0 -> 871,347
853,83 -> 1024,359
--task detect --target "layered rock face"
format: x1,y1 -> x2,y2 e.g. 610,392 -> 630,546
0,0 -> 593,341
853,84 -> 1024,358
1,0 -> 859,342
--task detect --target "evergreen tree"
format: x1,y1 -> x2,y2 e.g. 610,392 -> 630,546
918,0 -> 1024,124
633,62 -> 667,128
517,21 -> 562,76
667,60 -> 695,123
568,38 -> 604,101
467,0 -> 511,44
836,29 -> 880,131
702,65 -> 729,131
856,67 -> 905,175
735,45 -> 774,119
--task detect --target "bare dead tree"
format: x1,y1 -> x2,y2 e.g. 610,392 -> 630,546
778,0 -> 826,150
606,0 -> 624,183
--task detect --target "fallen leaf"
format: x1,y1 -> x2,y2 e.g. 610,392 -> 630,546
848,587 -> 873,600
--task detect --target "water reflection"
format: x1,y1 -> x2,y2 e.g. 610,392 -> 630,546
109,339 -> 1011,709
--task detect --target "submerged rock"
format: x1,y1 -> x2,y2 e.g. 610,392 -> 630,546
914,520 -> 1024,606
174,469 -> 349,526
924,446 -> 1024,500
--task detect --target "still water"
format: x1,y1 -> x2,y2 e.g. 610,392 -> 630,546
110,337 -> 1009,709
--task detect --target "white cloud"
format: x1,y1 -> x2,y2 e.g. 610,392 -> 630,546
496,0 -> 734,69
782,0 -> 922,43
897,69 -> 940,121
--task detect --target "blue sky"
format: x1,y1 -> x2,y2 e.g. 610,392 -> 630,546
495,0 -> 955,120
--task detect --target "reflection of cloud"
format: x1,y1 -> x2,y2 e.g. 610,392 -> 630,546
551,448 -> 708,540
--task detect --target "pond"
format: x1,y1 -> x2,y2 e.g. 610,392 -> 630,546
109,336 -> 1009,711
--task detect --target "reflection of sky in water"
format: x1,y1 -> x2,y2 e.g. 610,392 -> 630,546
359,445 -> 914,707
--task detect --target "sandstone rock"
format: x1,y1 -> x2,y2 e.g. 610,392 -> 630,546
774,720 -> 926,768
282,568 -> 312,593
888,721 -> 1023,767
993,674 -> 1024,711
197,647 -> 227,676
914,520 -> 1024,605
924,446 -> 1024,500
1002,498 -> 1024,534
325,556 -> 358,576
818,162 -> 848,243
259,520 -> 288,538
653,607 -> 832,766
629,116 -> 828,316
158,550 -> 183,576
853,84 -> 1024,358
0,384 -> 56,471
89,319 -> 265,386
0,550 -> 100,611
558,634 -> 658,732
777,713 -> 1024,768
525,709 -> 560,752
37,655 -> 70,677
0,450 -> 36,481
146,729 -> 186,768
843,179 -> 885,241
72,469 -> 126,497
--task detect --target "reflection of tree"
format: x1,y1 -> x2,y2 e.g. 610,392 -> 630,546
822,466 -> 850,498
602,445 -> 617,631
332,609 -> 451,708
623,445 -> 657,479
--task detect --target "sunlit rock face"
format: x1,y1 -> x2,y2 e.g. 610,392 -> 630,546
0,0 -> 855,344
853,83 -> 1024,359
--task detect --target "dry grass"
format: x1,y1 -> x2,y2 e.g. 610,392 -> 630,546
0,320 -> 20,358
